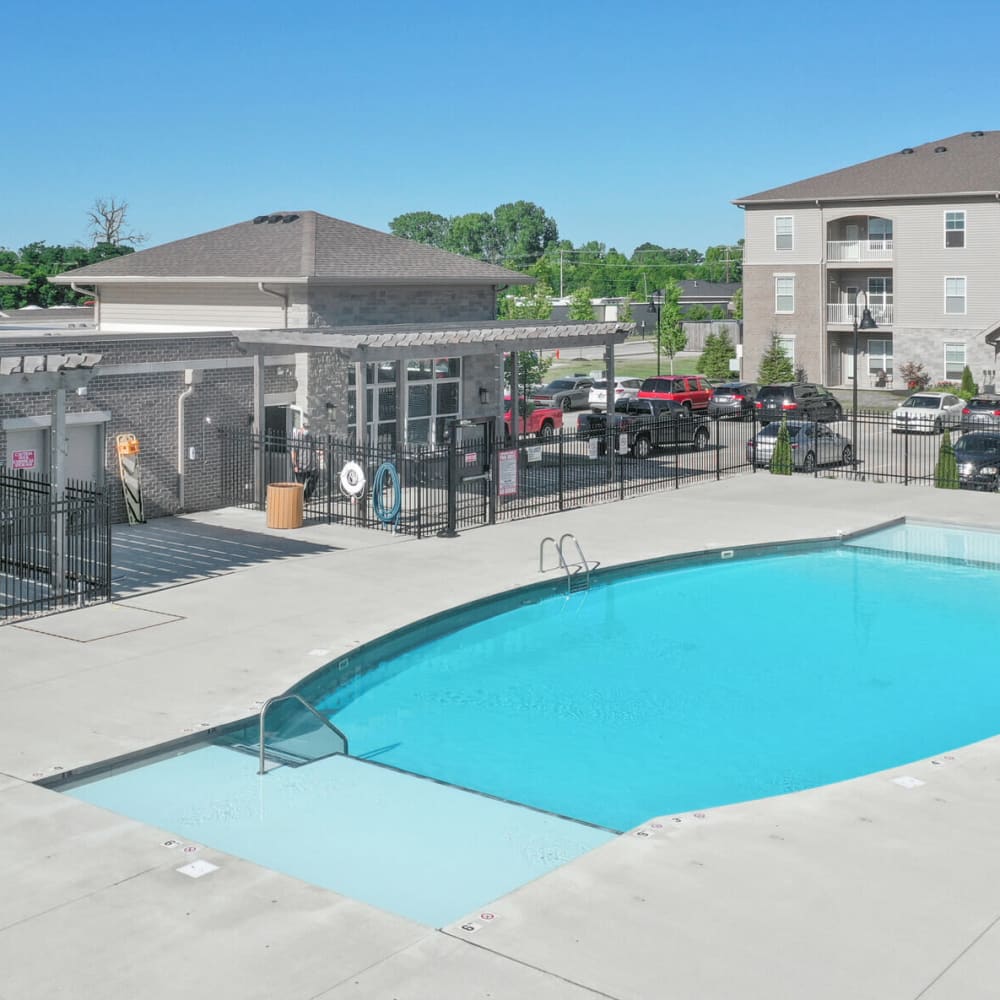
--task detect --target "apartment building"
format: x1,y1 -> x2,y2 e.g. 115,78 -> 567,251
735,131 -> 1000,391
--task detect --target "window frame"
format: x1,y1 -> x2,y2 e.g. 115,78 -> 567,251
774,274 -> 795,314
776,334 -> 796,367
945,210 -> 966,249
944,343 -> 967,381
945,276 -> 967,315
774,215 -> 794,251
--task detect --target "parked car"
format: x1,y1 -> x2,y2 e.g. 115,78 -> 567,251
892,392 -> 964,433
954,432 -> 1000,490
708,381 -> 759,419
577,397 -> 710,458
961,395 -> 1000,432
530,376 -> 593,411
747,421 -> 854,471
588,377 -> 642,411
754,383 -> 843,425
637,374 -> 713,410
503,397 -> 563,441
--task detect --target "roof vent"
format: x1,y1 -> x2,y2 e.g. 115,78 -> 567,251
252,215 -> 268,224
972,130 -> 985,137
281,214 -> 299,223
934,145 -> 948,153
900,147 -> 914,154
267,215 -> 284,224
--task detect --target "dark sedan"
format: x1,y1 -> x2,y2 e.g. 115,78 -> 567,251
708,381 -> 759,419
955,432 -> 1000,490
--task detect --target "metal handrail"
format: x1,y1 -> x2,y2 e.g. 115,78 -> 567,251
539,533 -> 593,592
258,693 -> 349,775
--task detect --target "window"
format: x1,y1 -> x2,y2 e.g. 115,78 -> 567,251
777,334 -> 795,366
868,217 -> 893,244
867,276 -> 893,305
775,275 -> 795,313
945,276 -> 966,314
945,211 -> 966,248
775,216 -> 794,251
944,343 -> 967,381
868,338 -> 893,380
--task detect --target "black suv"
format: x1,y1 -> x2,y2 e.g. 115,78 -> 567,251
755,383 -> 843,425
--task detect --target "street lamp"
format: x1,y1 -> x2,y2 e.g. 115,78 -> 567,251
852,290 -> 877,466
647,291 -> 662,376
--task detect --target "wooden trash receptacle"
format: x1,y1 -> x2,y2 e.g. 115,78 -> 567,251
266,482 -> 304,529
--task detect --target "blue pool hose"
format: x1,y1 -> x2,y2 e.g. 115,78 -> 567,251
372,461 -> 402,524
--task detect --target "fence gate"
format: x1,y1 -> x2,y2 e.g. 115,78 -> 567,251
1,472 -> 111,622
440,416 -> 496,536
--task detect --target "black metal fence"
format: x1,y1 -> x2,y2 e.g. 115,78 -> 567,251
218,410 -> 984,539
1,472 -> 112,622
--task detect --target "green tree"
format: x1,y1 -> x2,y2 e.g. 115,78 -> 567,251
443,212 -> 495,260
758,333 -> 795,383
499,281 -> 554,320
935,429 -> 959,488
709,304 -> 727,320
769,417 -> 794,475
960,365 -> 978,400
503,352 -> 552,397
618,298 -> 633,322
388,211 -> 449,247
731,288 -> 743,320
685,304 -> 709,321
698,330 -> 737,381
659,279 -> 686,374
568,285 -> 595,321
491,201 -> 558,268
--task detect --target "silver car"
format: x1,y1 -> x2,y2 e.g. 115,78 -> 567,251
588,377 -> 642,411
530,376 -> 594,411
747,421 -> 854,471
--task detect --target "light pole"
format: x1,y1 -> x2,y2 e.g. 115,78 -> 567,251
851,290 -> 877,466
647,291 -> 662,376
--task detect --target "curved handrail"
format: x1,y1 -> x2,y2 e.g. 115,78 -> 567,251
258,693 -> 348,775
558,532 -> 589,572
539,535 -> 562,573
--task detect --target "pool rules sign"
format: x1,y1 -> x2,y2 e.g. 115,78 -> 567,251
498,449 -> 518,496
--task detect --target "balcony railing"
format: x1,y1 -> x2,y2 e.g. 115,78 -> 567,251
827,302 -> 894,325
827,239 -> 893,262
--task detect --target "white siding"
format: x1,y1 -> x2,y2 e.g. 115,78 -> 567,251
99,283 -> 296,332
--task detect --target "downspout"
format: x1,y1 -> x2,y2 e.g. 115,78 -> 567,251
177,369 -> 198,510
258,282 -> 288,328
71,282 -> 99,326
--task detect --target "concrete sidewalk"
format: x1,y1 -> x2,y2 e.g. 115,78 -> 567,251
3,476 -> 1000,999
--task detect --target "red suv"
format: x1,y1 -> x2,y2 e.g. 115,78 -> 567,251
637,375 -> 712,411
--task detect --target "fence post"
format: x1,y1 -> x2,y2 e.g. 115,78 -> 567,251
903,413 -> 909,484
558,427 -> 564,511
674,416 -> 680,489
440,427 -> 459,538
714,416 -> 720,481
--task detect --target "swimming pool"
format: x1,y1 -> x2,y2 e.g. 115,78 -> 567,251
62,522 -> 1000,924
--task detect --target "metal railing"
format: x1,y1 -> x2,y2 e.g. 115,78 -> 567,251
1,471 -> 111,622
827,239 -> 894,262
827,301 -> 894,325
257,693 -> 349,774
540,532 -> 594,593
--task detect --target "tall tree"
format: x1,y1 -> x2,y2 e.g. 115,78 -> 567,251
568,285 -> 595,321
491,201 -> 558,267
388,211 -> 449,247
658,279 -> 686,373
443,212 -> 495,260
87,197 -> 147,247
758,333 -> 795,383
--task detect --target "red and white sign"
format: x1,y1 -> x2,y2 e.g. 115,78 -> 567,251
11,449 -> 36,470
498,449 -> 518,496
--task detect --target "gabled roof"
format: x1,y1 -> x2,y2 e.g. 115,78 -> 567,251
734,131 -> 1000,205
0,270 -> 27,286
50,212 -> 534,286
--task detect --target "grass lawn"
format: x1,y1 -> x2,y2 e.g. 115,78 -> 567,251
546,354 -> 706,381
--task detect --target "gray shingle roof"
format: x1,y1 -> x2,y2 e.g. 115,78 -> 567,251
0,270 -> 27,285
51,212 -> 534,285
735,131 -> 1000,204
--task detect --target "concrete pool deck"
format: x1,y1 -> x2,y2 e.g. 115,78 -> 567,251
3,475 -> 1000,999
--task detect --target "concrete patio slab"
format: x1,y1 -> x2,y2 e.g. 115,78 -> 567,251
4,474 -> 1000,999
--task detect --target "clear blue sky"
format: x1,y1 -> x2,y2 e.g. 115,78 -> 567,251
4,0 -> 999,258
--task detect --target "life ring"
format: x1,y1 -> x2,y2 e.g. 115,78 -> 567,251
339,461 -> 367,498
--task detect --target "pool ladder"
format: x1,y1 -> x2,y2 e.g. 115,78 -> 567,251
539,533 -> 593,594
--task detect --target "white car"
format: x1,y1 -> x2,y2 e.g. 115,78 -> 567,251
892,392 -> 965,433
588,377 -> 642,411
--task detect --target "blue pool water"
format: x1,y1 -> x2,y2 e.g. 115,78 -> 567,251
64,524 -> 1000,924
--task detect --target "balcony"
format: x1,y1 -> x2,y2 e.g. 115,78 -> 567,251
827,239 -> 893,262
827,302 -> 893,325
